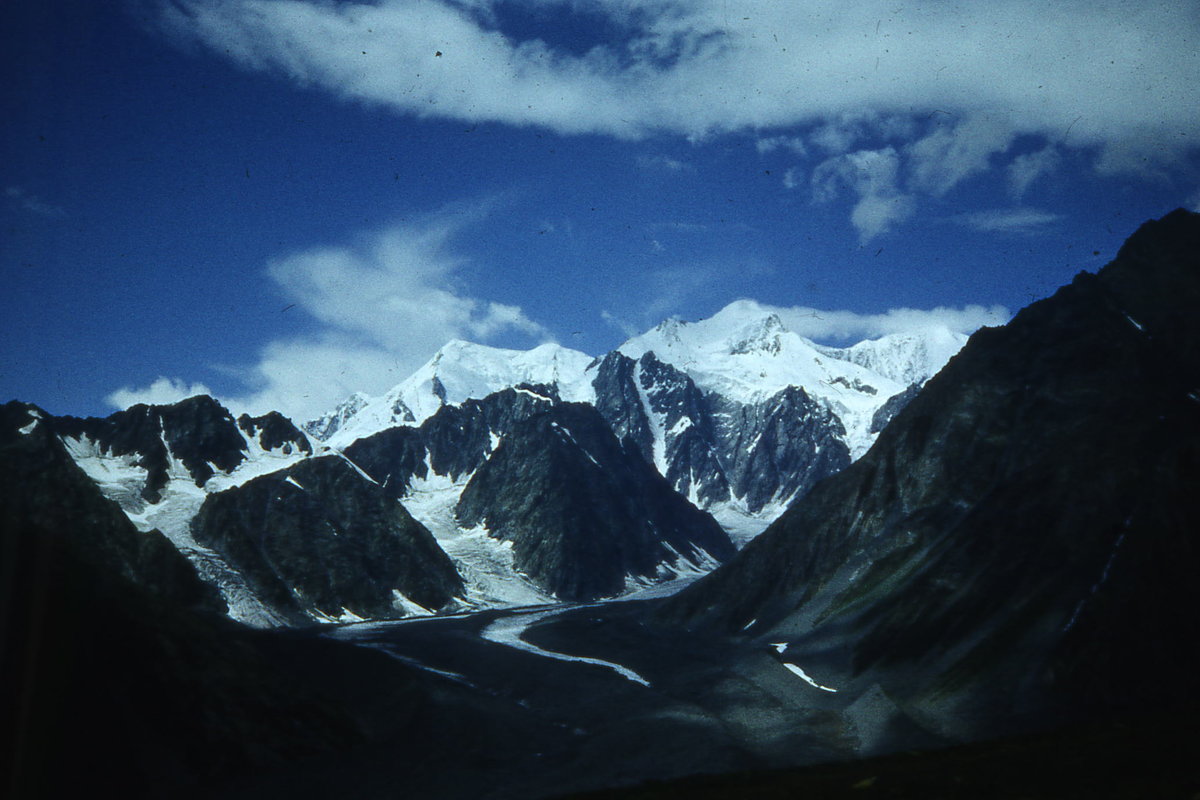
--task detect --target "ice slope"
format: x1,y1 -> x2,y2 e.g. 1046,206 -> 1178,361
397,468 -> 556,609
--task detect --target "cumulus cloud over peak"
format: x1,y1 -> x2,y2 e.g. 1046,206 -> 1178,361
762,302 -> 1012,343
111,209 -> 552,422
106,377 -> 214,410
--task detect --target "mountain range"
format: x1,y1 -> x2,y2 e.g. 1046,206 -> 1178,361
20,299 -> 963,621
5,210 -> 1197,798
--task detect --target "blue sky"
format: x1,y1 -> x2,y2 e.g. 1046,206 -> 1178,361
3,0 -> 1198,421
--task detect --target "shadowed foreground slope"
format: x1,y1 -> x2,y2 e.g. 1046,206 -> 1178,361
659,208 -> 1200,736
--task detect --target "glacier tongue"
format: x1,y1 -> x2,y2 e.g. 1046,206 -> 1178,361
399,470 -> 556,609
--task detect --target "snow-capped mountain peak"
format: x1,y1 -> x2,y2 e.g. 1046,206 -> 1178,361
308,300 -> 974,508
813,325 -> 968,388
316,339 -> 593,447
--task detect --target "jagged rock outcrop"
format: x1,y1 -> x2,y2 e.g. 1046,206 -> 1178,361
868,383 -> 922,434
343,384 -> 558,496
455,403 -> 735,601
714,386 -> 850,513
50,395 -> 250,502
238,411 -> 312,455
591,351 -> 850,514
191,456 -> 463,621
659,209 -> 1200,734
590,351 -> 657,458
303,391 -> 376,441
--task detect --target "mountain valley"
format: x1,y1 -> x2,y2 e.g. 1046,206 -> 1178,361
4,210 -> 1199,798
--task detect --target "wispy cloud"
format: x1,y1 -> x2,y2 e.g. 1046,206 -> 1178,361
5,185 -> 66,218
756,135 -> 807,156
812,147 -> 915,242
953,208 -> 1063,235
157,1 -> 1198,152
600,309 -> 639,338
108,205 -> 551,421
905,115 -> 1015,197
1008,146 -> 1062,200
637,154 -> 695,173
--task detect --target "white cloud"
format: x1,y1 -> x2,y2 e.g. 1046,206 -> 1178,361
219,334 -> 406,420
906,114 -> 1014,197
601,309 -> 639,338
756,135 -> 807,156
264,214 -> 549,355
113,208 -> 552,422
157,1 -> 1200,151
953,208 -> 1063,235
763,303 -> 1012,342
812,147 -> 915,241
106,377 -> 214,409
809,116 -> 872,154
156,0 -> 1199,236
1190,190 -> 1200,213
1007,145 -> 1061,200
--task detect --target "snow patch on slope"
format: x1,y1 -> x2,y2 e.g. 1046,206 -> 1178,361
813,326 -> 967,388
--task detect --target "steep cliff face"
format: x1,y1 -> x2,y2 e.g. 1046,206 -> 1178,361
237,411 -> 313,456
455,403 -> 735,601
191,455 -> 464,622
660,209 -> 1200,732
713,385 -> 849,514
342,385 -> 558,496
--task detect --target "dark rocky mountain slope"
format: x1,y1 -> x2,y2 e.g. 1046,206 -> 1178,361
659,208 -> 1200,736
191,455 -> 464,622
0,402 -> 362,797
0,401 -> 222,615
342,384 -> 558,497
457,402 -> 735,600
49,394 -> 254,502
